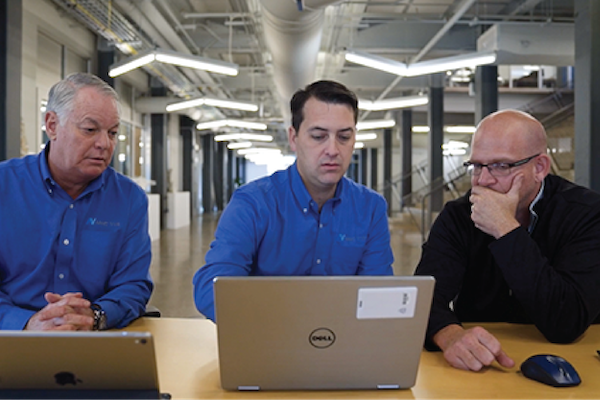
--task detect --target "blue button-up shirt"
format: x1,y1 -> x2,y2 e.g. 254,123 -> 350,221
0,147 -> 153,329
193,163 -> 394,320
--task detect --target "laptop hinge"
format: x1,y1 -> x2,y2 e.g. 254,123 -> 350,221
237,386 -> 260,391
377,384 -> 401,390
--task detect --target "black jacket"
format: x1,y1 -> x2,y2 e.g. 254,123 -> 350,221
415,175 -> 600,349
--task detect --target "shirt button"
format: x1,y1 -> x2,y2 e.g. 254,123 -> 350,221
48,189 -> 53,194
63,239 -> 70,246
303,208 -> 307,213
316,259 -> 321,264
58,273 -> 64,279
69,204 -> 74,209
319,223 -> 323,228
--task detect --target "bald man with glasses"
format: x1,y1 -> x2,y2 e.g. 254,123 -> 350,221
415,109 -> 600,372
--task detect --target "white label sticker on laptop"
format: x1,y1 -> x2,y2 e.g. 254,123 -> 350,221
356,286 -> 418,319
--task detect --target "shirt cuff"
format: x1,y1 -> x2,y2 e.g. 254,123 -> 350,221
3,307 -> 36,330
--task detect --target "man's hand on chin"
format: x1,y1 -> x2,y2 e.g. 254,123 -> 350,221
470,175 -> 523,239
433,324 -> 515,371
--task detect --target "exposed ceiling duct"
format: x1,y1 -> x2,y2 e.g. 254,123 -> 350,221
477,23 -> 574,66
258,0 -> 343,123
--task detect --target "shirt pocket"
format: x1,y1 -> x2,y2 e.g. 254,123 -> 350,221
329,231 -> 368,275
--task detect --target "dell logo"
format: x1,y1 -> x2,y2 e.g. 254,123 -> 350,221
309,328 -> 336,348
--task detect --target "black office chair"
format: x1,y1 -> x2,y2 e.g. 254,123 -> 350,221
143,305 -> 161,318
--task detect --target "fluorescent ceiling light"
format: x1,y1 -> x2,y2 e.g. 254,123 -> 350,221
227,141 -> 252,149
442,140 -> 469,150
109,49 -> 238,78
445,126 -> 477,134
359,95 -> 429,111
356,119 -> 395,131
345,50 -> 408,75
404,52 -> 496,77
109,52 -> 156,77
214,133 -> 273,142
166,97 -> 258,112
237,148 -> 281,156
356,133 -> 377,141
196,120 -> 267,131
354,142 -> 365,149
412,126 -> 430,133
412,126 -> 476,133
345,49 -> 496,77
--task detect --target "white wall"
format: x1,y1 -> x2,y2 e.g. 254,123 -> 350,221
21,0 -> 96,154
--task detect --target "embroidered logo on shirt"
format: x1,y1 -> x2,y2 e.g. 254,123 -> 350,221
86,218 -> 120,227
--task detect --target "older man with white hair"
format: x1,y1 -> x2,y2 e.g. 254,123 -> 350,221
0,72 -> 153,331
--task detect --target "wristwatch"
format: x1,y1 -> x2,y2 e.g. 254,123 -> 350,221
91,304 -> 107,331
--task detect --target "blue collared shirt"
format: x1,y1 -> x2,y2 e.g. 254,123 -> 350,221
193,163 -> 394,321
0,147 -> 153,329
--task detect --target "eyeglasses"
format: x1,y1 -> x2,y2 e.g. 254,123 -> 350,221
463,154 -> 540,177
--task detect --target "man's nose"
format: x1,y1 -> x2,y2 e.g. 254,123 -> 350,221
324,136 -> 340,156
475,166 -> 497,186
95,131 -> 112,149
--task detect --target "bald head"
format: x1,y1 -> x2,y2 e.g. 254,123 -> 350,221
473,109 -> 547,156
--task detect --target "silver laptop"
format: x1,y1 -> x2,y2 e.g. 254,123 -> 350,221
214,275 -> 435,391
0,330 -> 161,399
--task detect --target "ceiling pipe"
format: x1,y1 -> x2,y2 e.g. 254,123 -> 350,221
258,0 -> 343,123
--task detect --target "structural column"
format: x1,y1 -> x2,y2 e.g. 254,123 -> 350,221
97,37 -> 115,87
360,148 -> 368,186
0,0 -> 22,161
574,0 -> 600,191
227,149 -> 234,201
180,116 -> 194,194
474,65 -> 498,124
383,128 -> 392,216
213,141 -> 225,211
401,109 -> 413,208
202,133 -> 215,213
370,148 -> 378,191
150,79 -> 168,228
428,73 -> 444,218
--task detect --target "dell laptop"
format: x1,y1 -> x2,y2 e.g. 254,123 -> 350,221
214,275 -> 435,391
0,330 -> 161,399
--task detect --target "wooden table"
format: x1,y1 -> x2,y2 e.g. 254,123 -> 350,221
123,318 -> 600,399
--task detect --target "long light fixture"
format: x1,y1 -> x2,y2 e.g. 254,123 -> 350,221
214,133 -> 273,142
196,120 -> 267,131
358,95 -> 428,111
345,49 -> 496,77
356,119 -> 395,131
237,148 -> 281,156
227,142 -> 252,150
412,125 -> 476,134
166,97 -> 258,112
109,49 -> 239,77
356,133 -> 378,141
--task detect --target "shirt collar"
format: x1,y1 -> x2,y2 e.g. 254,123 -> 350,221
39,141 -> 106,197
527,179 -> 545,233
289,162 -> 343,213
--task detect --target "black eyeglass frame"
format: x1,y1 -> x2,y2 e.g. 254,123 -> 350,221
463,153 -> 540,176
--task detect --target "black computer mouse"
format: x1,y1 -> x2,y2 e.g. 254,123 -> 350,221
520,354 -> 581,387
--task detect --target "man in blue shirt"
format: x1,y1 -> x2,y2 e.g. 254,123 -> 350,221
0,73 -> 153,331
193,80 -> 394,321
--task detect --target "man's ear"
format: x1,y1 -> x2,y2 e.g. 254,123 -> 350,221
45,111 -> 59,141
288,126 -> 297,152
534,153 -> 552,182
